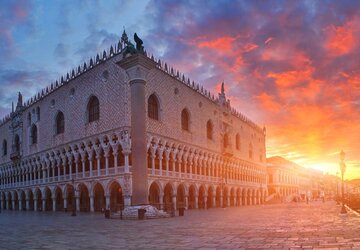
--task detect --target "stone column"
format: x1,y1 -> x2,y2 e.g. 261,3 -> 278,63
158,151 -> 163,176
52,166 -> 55,182
42,169 -> 46,184
76,195 -> 80,212
34,199 -> 38,211
96,154 -> 101,176
42,199 -> 46,212
19,199 -> 22,211
124,195 -> 131,207
172,195 -> 177,211
64,198 -> 68,212
185,196 -> 189,210
124,152 -> 130,173
105,195 -> 110,210
52,198 -> 56,212
104,150 -> 109,176
195,196 -> 199,209
117,53 -> 156,205
111,143 -> 119,174
90,195 -> 94,212
26,198 -> 30,211
159,193 -> 164,210
12,200 -> 15,210
212,195 -> 216,208
204,196 -> 208,209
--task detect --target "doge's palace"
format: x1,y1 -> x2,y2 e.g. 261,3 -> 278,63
0,31 -> 268,214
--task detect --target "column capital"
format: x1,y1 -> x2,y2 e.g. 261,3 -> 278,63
117,53 -> 157,83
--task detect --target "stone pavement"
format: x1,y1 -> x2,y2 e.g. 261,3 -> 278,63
0,201 -> 359,249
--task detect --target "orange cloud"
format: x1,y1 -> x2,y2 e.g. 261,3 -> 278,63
197,36 -> 236,53
255,92 -> 282,112
325,21 -> 357,55
267,68 -> 313,88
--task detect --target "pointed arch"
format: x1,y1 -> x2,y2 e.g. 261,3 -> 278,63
30,124 -> 38,144
236,133 -> 241,150
249,143 -> 253,159
206,120 -> 213,140
181,108 -> 190,131
87,96 -> 100,123
148,94 -> 159,120
14,134 -> 20,152
2,139 -> 7,156
55,111 -> 65,134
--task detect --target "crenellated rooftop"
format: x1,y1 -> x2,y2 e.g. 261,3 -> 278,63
0,31 -> 265,134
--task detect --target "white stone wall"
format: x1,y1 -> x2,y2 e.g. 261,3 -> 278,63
0,53 -> 131,165
0,51 -> 266,168
145,69 -> 266,164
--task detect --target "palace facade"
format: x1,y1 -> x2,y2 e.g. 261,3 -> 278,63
0,31 -> 267,213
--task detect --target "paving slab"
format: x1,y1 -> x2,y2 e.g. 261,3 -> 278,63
0,201 -> 359,249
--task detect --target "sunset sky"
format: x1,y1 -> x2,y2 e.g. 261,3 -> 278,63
0,0 -> 359,179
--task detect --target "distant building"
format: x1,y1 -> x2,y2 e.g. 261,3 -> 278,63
266,156 -> 329,201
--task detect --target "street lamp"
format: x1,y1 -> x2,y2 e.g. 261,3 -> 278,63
71,178 -> 76,216
221,169 -> 227,208
339,150 -> 347,214
336,171 -> 339,204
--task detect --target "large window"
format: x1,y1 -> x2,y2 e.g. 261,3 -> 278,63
181,109 -> 190,131
31,125 -> 38,144
148,94 -> 159,120
2,140 -> 7,156
88,96 -> 99,122
249,143 -> 253,159
223,133 -> 229,148
236,134 -> 241,150
14,134 -> 20,152
206,120 -> 213,139
56,112 -> 65,134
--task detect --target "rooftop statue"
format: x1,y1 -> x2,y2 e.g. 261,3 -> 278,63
134,33 -> 144,53
122,31 -> 145,58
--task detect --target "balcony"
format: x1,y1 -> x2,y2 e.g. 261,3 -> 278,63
222,145 -> 233,157
10,151 -> 21,161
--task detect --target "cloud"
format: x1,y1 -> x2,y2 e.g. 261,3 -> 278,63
0,0 -> 34,59
0,69 -> 53,117
143,0 -> 360,179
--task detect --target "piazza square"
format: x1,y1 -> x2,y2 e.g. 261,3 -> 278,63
1,1 -> 360,249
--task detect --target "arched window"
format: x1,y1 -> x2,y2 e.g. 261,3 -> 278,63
88,96 -> 99,123
181,109 -> 190,131
206,120 -> 213,139
31,124 -> 38,144
148,94 -> 159,120
236,134 -> 241,150
56,112 -> 65,134
2,140 -> 7,156
27,113 -> 31,126
223,133 -> 229,148
14,134 -> 20,152
249,143 -> 253,159
36,107 -> 40,121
